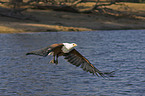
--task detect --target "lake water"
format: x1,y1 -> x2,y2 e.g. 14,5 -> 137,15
0,30 -> 145,96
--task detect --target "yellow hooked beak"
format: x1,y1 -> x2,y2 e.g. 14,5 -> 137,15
73,43 -> 77,47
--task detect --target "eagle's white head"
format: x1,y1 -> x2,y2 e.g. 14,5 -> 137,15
62,43 -> 77,53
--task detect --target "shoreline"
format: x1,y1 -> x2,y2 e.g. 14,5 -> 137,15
1,28 -> 145,34
1,3 -> 145,33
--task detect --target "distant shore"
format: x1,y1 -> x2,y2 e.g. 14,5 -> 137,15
0,2 -> 145,33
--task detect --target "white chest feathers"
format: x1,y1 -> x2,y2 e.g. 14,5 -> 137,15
62,43 -> 76,53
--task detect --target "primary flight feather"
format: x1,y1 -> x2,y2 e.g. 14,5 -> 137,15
26,43 -> 105,77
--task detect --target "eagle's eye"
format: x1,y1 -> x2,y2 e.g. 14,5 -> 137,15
73,43 -> 77,47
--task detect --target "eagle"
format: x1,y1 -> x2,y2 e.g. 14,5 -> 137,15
26,43 -> 105,77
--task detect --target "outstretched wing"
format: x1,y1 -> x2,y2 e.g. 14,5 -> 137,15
26,43 -> 63,57
64,49 -> 104,77
26,46 -> 52,57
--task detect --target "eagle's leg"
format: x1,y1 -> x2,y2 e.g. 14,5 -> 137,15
55,54 -> 59,64
49,55 -> 56,64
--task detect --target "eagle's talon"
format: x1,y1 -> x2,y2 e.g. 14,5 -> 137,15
49,59 -> 55,64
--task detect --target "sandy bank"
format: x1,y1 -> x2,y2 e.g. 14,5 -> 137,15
0,3 -> 145,33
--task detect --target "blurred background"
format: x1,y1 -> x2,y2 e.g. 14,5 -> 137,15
0,0 -> 145,33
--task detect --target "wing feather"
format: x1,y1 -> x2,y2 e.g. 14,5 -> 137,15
64,49 -> 104,77
72,59 -> 81,66
26,43 -> 63,57
26,46 -> 52,57
69,58 -> 77,63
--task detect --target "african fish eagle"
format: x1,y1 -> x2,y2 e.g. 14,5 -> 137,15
26,43 -> 104,77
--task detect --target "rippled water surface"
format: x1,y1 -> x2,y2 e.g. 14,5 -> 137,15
0,30 -> 145,96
